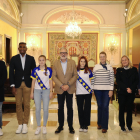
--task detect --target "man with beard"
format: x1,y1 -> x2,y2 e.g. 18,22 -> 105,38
9,42 -> 36,134
52,47 -> 77,134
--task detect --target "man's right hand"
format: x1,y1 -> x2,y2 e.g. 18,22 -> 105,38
30,93 -> 34,99
12,87 -> 17,95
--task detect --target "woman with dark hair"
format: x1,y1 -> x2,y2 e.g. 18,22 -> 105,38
76,56 -> 93,133
116,55 -> 138,132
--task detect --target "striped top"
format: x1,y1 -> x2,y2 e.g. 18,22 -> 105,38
91,64 -> 114,90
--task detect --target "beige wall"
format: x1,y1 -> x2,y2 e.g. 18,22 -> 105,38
20,2 -> 126,60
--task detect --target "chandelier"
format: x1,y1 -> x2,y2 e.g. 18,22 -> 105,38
65,0 -> 82,38
65,22 -> 82,39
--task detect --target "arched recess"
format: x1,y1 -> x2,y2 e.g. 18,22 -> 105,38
0,0 -> 20,22
126,0 -> 139,23
42,6 -> 105,25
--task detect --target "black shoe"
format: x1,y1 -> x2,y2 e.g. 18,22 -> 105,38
69,127 -> 75,134
55,126 -> 63,134
127,127 -> 132,131
121,127 -> 126,132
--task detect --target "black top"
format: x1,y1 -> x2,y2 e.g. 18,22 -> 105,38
0,61 -> 7,102
116,67 -> 139,94
9,54 -> 36,88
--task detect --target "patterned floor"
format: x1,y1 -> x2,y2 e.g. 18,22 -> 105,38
1,95 -> 140,140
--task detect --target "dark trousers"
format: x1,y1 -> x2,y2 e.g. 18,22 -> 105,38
76,94 -> 92,127
94,90 -> 110,129
57,91 -> 73,128
118,93 -> 135,128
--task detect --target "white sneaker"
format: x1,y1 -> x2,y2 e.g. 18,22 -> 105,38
84,126 -> 88,133
0,128 -> 3,136
16,125 -> 23,134
16,124 -> 23,134
35,127 -> 41,135
79,127 -> 84,132
42,126 -> 47,134
22,124 -> 28,134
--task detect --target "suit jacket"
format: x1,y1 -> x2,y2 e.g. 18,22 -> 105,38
0,61 -> 7,102
52,59 -> 78,94
9,54 -> 36,88
116,67 -> 139,94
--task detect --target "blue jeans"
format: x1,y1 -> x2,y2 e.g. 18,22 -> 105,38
94,90 -> 110,129
0,102 -> 3,129
34,89 -> 50,126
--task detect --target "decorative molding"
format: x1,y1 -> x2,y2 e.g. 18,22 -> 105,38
52,11 -> 96,24
126,0 -> 138,22
125,14 -> 140,28
21,24 -> 125,29
42,6 -> 105,24
0,0 -> 16,20
0,0 -> 20,22
21,0 -> 125,1
0,9 -> 21,28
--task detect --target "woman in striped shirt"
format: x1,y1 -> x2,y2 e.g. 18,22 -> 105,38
91,51 -> 114,133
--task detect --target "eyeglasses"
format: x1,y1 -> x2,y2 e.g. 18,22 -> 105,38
60,52 -> 67,55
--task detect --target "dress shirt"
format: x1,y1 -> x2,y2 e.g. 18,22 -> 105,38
20,54 -> 26,71
60,59 -> 67,75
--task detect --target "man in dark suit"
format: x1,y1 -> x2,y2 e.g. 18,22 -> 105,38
0,60 -> 7,136
9,42 -> 36,134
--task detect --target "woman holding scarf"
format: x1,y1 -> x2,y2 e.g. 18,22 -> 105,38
76,56 -> 93,133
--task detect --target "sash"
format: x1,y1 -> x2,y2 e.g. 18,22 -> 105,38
77,74 -> 93,94
34,72 -> 48,90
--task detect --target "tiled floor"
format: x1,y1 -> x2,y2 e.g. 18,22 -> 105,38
1,95 -> 140,140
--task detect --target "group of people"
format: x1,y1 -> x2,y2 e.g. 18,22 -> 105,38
0,42 -> 140,136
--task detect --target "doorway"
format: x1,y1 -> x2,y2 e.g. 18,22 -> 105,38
5,35 -> 12,65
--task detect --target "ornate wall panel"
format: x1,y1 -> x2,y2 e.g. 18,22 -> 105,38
47,10 -> 99,24
48,33 -> 98,65
25,33 -> 42,65
131,0 -> 140,20
0,0 -> 16,20
104,33 -> 121,66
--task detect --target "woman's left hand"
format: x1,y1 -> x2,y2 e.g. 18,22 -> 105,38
49,92 -> 53,99
108,91 -> 113,97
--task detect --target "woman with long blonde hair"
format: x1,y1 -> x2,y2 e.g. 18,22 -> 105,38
116,55 -> 138,132
30,55 -> 53,135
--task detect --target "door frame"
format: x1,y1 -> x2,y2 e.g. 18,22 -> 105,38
4,34 -> 12,64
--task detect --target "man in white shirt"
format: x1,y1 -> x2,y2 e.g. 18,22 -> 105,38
9,42 -> 36,134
